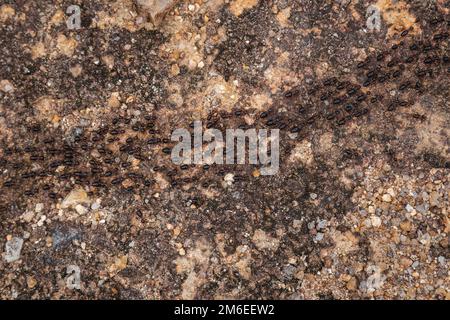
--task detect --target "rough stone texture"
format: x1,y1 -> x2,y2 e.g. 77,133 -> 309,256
136,0 -> 179,25
4,237 -> 24,263
0,0 -> 448,300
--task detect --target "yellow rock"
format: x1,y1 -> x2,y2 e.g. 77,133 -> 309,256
375,0 -> 418,37
51,114 -> 61,124
252,229 -> 280,251
107,92 -> 121,108
252,169 -> 260,178
109,255 -> 128,276
30,42 -> 46,60
400,220 -> 412,232
61,188 -> 90,209
27,276 -> 37,289
346,277 -> 358,291
121,178 -> 135,189
56,34 -> 78,57
170,63 -> 180,76
0,5 -> 15,22
50,9 -> 65,26
229,0 -> 259,17
173,226 -> 181,237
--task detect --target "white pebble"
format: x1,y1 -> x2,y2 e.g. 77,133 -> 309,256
35,203 -> 44,213
5,237 -> 24,263
75,204 -> 88,215
382,194 -> 392,202
371,215 -> 382,228
37,215 -> 46,227
317,220 -> 327,229
91,200 -> 101,211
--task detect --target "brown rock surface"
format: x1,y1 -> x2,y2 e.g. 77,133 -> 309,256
0,0 -> 448,300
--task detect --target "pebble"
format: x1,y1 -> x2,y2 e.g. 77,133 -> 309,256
91,199 -> 101,211
37,215 -> 46,227
405,204 -> 414,213
293,219 -> 302,228
371,215 -> 382,228
400,257 -> 413,268
27,276 -> 37,289
346,277 -> 358,291
365,266 -> 385,293
22,211 -> 35,223
75,204 -> 88,215
429,191 -> 440,207
35,203 -> 44,213
61,188 -> 90,209
316,220 -> 327,229
314,233 -> 324,242
419,232 -> 431,245
310,193 -> 318,200
382,193 -> 392,202
282,265 -> 297,280
400,220 -> 412,232
0,79 -> 14,93
387,187 -> 396,197
4,237 -> 24,263
224,173 -> 234,185
66,265 -> 81,290
415,203 -> 428,214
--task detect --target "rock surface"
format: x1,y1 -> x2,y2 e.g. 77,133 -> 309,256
0,0 -> 448,300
